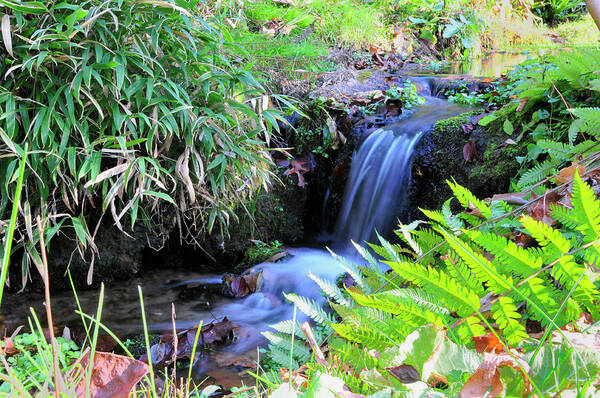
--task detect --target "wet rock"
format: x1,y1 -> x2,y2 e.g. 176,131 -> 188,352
410,111 -> 523,216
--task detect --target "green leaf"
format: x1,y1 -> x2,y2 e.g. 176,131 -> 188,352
503,119 -> 514,135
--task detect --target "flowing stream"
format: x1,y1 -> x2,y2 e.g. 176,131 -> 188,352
0,75 -> 473,385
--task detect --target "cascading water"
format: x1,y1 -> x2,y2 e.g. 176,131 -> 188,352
336,92 -> 470,243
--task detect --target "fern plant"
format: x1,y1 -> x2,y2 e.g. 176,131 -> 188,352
260,176 -> 600,396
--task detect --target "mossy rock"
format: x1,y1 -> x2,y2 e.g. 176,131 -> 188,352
410,111 -> 524,215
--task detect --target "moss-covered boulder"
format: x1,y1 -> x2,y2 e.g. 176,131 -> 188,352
410,111 -> 523,215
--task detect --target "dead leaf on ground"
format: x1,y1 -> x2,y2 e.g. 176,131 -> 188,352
463,140 -> 482,162
460,350 -> 532,398
516,98 -> 529,112
556,163 -> 586,184
142,317 -> 237,367
473,333 -> 505,354
385,364 -> 421,384
73,351 -> 149,398
276,155 -> 315,187
551,330 -> 600,351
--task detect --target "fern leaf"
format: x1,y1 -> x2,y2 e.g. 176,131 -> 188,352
551,255 -> 599,315
517,276 -> 562,327
455,316 -> 486,343
467,230 -> 542,277
419,208 -> 446,225
283,293 -> 337,324
520,215 -> 571,259
443,198 -> 464,231
377,288 -> 451,315
517,159 -> 558,189
308,272 -> 349,306
491,296 -> 529,346
550,204 -> 580,230
347,289 -> 446,329
571,171 -> 600,240
569,108 -> 600,138
447,179 -> 492,218
262,331 -> 311,361
444,253 -> 485,295
268,346 -> 299,369
436,227 -> 514,294
327,248 -> 369,293
330,323 -> 396,351
386,260 -> 480,316
269,320 -> 306,340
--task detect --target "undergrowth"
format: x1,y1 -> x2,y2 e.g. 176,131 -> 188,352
259,175 -> 600,396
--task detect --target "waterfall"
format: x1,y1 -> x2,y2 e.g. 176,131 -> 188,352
335,93 -> 470,244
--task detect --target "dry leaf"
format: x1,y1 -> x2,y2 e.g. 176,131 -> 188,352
556,163 -> 586,184
74,352 -> 149,398
385,364 -> 421,384
516,98 -> 529,112
1,14 -> 12,57
460,351 -> 531,398
473,333 -> 505,354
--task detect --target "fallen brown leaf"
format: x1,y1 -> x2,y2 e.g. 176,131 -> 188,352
385,364 -> 421,384
473,333 -> 505,354
460,350 -> 531,398
74,352 -> 149,398
556,163 -> 586,184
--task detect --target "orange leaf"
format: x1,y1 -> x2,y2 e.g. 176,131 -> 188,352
74,352 -> 149,398
473,333 -> 504,354
556,163 -> 586,184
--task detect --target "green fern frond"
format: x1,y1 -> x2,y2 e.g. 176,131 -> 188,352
520,215 -> 571,258
569,107 -> 600,138
550,204 -> 580,230
551,255 -> 599,315
284,293 -> 337,324
330,323 -> 396,351
455,316 -> 486,343
537,139 -> 571,160
444,253 -> 485,295
308,272 -> 349,306
328,248 -> 369,293
517,276 -> 562,327
491,296 -> 529,346
386,260 -> 480,317
420,208 -> 446,225
269,320 -> 306,340
347,289 -> 446,329
262,331 -> 311,361
352,240 -> 379,269
268,345 -> 300,369
377,288 -> 451,316
436,227 -> 513,294
467,230 -> 542,277
517,159 -> 558,189
447,179 -> 492,218
443,198 -> 464,231
571,171 -> 600,240
329,337 -> 379,373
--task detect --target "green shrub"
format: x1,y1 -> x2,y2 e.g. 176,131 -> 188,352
0,0 -> 290,280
